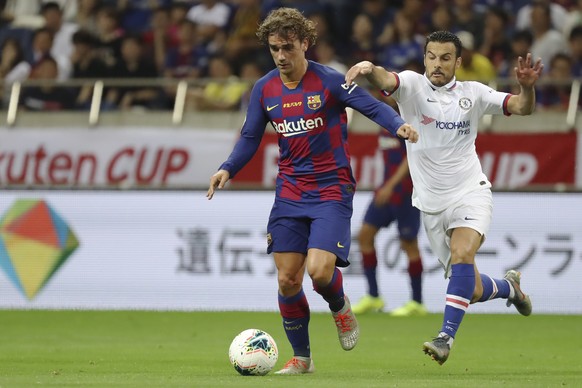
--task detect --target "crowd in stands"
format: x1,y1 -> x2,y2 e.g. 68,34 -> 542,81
1,0 -> 582,112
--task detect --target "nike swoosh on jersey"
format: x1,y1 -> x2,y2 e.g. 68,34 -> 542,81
266,104 -> 279,111
337,242 -> 345,248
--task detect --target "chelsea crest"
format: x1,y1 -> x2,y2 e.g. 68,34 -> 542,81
459,97 -> 472,110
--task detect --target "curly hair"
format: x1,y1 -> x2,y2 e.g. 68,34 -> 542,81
425,30 -> 462,58
256,7 -> 317,47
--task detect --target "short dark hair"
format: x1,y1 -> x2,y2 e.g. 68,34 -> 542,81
40,1 -> 62,14
121,33 -> 143,46
72,29 -> 99,47
487,5 -> 509,25
531,0 -> 551,18
425,30 -> 462,57
33,27 -> 54,40
550,52 -> 572,68
33,55 -> 58,70
512,29 -> 534,46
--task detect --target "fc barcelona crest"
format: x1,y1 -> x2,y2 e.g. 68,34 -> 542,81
307,94 -> 322,110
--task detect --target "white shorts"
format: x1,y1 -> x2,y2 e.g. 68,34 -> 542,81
421,188 -> 493,278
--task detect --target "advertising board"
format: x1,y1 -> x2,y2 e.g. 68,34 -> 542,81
0,191 -> 580,313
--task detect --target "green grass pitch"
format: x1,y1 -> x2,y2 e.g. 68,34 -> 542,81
0,310 -> 580,387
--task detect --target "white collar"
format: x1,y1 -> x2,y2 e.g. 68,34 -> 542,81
424,73 -> 457,92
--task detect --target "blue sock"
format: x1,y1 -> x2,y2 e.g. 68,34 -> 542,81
313,267 -> 345,312
364,268 -> 379,297
278,290 -> 310,357
441,263 -> 475,338
411,275 -> 422,303
409,259 -> 423,303
362,251 -> 379,297
478,274 -> 511,302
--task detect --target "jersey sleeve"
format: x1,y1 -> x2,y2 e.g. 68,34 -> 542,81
328,71 -> 405,136
218,82 -> 269,178
383,70 -> 418,103
472,81 -> 512,116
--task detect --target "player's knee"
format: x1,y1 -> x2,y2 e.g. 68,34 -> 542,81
358,230 -> 375,250
400,239 -> 420,257
307,264 -> 335,286
277,272 -> 301,293
308,268 -> 327,285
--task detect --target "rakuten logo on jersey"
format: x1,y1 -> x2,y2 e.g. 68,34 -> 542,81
272,117 -> 324,137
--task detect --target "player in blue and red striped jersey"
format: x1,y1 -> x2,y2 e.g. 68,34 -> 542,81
207,7 -> 418,375
352,129 -> 427,317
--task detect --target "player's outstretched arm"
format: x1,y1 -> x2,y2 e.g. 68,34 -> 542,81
207,169 -> 230,200
396,123 -> 419,143
507,53 -> 544,115
345,61 -> 397,91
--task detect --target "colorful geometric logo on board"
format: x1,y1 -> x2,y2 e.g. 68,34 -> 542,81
0,199 -> 79,299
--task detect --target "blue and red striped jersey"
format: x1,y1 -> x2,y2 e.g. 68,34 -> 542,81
220,60 -> 406,203
377,129 -> 413,205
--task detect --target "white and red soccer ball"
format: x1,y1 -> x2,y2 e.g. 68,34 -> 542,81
228,329 -> 278,376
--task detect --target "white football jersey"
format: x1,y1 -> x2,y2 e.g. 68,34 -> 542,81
387,71 -> 510,213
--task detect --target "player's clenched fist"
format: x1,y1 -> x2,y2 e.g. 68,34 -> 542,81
397,124 -> 419,143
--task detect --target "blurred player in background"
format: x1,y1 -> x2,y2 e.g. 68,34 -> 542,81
352,130 -> 426,317
207,7 -> 418,374
345,30 -> 542,365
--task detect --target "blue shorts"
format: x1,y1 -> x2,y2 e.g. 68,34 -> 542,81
267,199 -> 353,267
363,196 -> 420,240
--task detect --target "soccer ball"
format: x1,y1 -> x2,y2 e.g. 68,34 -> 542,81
228,328 -> 278,376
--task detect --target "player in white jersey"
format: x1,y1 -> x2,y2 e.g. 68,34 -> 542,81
345,30 -> 543,365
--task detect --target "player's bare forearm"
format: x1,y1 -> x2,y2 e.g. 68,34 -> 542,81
509,85 -> 536,115
375,162 -> 405,206
374,184 -> 394,206
367,65 -> 394,91
385,157 -> 409,189
345,61 -> 396,91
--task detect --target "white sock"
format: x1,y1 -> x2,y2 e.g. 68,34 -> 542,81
438,332 -> 454,346
506,279 -> 515,299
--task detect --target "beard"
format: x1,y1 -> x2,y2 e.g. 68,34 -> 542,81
428,71 -> 451,87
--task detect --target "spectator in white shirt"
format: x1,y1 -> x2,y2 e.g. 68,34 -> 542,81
515,0 -> 567,32
40,2 -> 77,79
528,1 -> 568,74
186,0 -> 231,53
